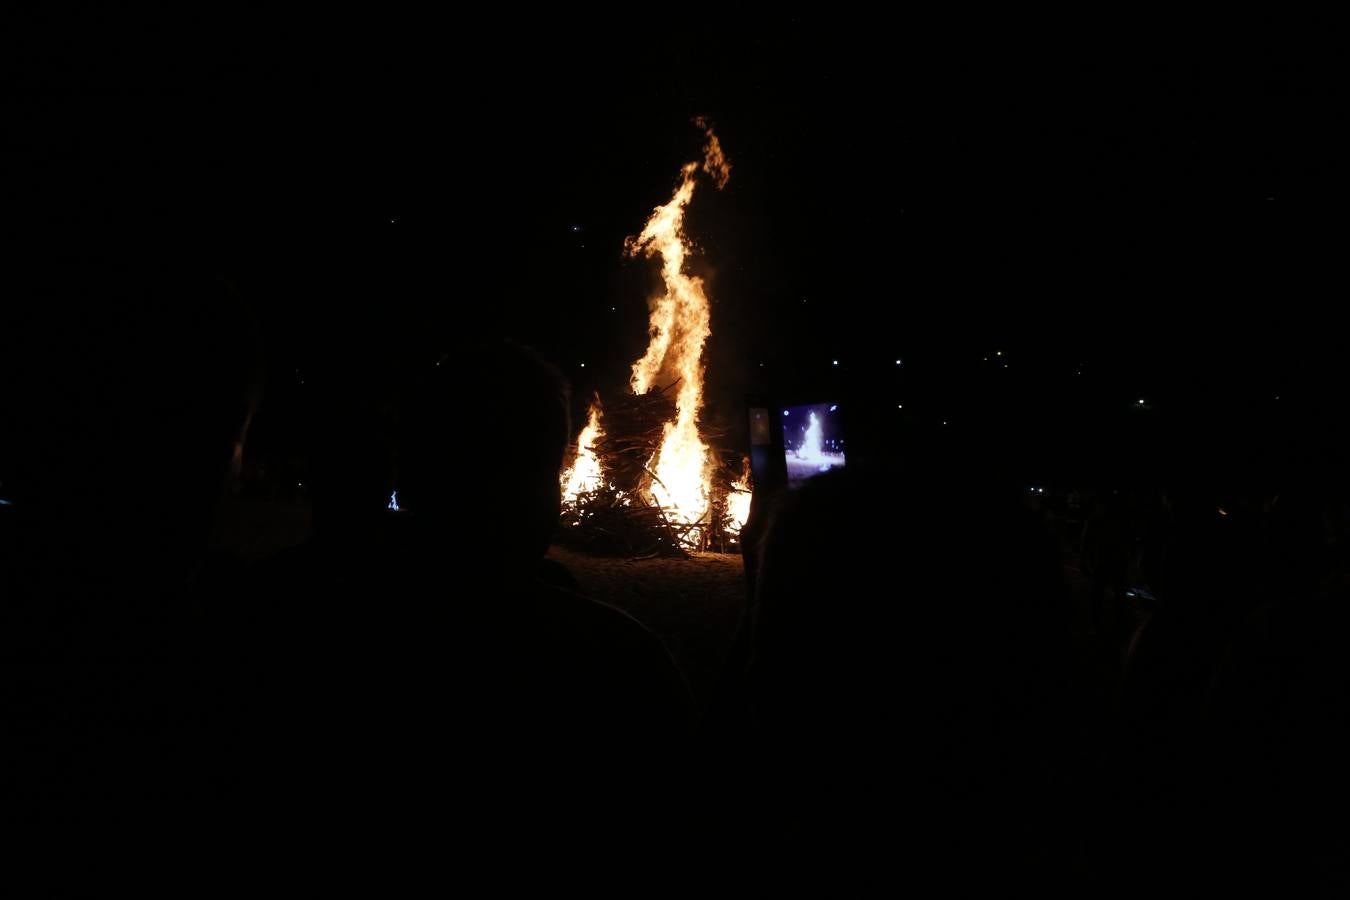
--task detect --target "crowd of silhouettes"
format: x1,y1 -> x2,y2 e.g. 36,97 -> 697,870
2,252 -> 1348,891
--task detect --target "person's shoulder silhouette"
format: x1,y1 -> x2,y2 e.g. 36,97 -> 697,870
1,249 -> 260,827
743,462 -> 1081,888
388,337 -> 695,841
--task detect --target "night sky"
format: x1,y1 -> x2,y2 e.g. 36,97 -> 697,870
6,18 -> 1344,488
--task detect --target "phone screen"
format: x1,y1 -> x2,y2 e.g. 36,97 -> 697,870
782,403 -> 845,487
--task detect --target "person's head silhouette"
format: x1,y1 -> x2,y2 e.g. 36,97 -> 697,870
1,252 -> 259,592
744,463 -> 1077,883
397,338 -> 569,570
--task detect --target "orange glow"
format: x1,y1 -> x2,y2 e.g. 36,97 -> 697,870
726,490 -> 752,534
561,400 -> 604,507
726,478 -> 752,534
626,120 -> 731,538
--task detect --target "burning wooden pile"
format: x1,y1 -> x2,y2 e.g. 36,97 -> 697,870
558,384 -> 751,557
556,118 -> 751,557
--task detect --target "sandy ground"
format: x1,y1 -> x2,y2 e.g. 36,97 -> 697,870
546,545 -> 747,709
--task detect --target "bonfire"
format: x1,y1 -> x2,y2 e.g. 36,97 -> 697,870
558,119 -> 751,556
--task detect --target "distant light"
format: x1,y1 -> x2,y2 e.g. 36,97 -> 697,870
579,362 -> 586,368
1218,507 -> 1228,517
297,482 -> 303,488
829,404 -> 837,412
759,362 -> 765,367
895,359 -> 902,365
942,420 -> 948,426
610,306 -> 616,311
571,224 -> 582,232
389,491 -> 401,512
897,404 -> 903,409
0,498 -> 11,506
1274,394 -> 1280,400
1138,398 -> 1146,405
995,350 -> 1002,357
832,359 -> 839,366
389,218 -> 397,224
783,410 -> 790,416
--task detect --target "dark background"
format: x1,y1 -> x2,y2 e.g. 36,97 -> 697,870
5,15 -> 1345,492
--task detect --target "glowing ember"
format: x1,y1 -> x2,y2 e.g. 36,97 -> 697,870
561,400 -> 605,506
626,119 -> 731,535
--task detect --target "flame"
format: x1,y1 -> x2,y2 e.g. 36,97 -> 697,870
561,400 -> 605,505
626,120 -> 730,533
726,454 -> 753,535
796,412 -> 824,463
726,483 -> 752,535
693,115 -> 732,189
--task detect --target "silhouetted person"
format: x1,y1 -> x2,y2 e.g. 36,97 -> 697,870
736,463 -> 1089,891
1196,480 -> 1350,894
228,371 -> 405,843
0,253 -> 259,829
1093,475 -> 1343,896
698,484 -> 782,799
1081,492 -> 1134,638
385,338 -> 695,853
